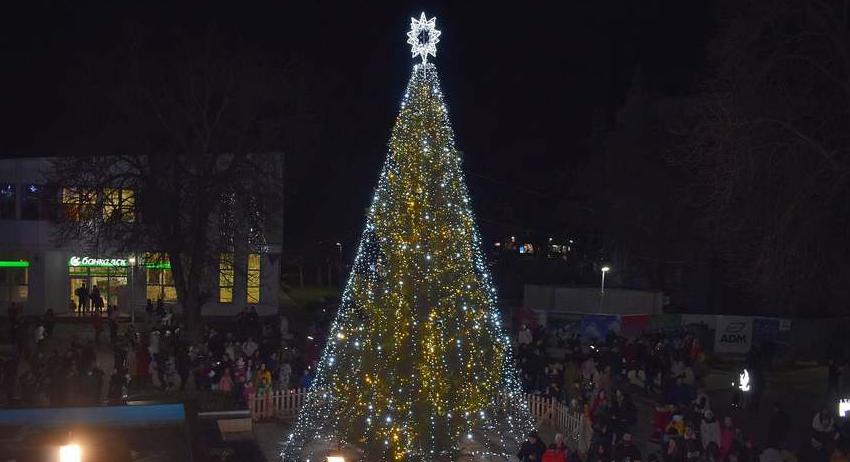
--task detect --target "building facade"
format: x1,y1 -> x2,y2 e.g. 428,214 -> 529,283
0,157 -> 281,316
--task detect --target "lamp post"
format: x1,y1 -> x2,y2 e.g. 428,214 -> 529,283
600,266 -> 610,293
128,255 -> 136,325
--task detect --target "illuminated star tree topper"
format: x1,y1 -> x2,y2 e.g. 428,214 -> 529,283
406,12 -> 441,65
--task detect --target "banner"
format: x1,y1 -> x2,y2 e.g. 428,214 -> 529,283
649,314 -> 682,333
580,315 -> 620,340
681,314 -> 718,330
714,316 -> 753,353
620,314 -> 650,337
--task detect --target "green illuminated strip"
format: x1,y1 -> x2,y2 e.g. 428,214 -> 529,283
144,262 -> 171,269
0,261 -> 29,268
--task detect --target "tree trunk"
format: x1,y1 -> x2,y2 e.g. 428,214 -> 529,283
170,252 -> 206,343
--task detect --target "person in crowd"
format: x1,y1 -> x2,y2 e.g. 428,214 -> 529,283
812,407 -> 836,447
219,369 -> 234,393
682,426 -> 702,462
797,437 -> 829,462
704,442 -> 722,462
91,312 -> 104,344
759,444 -> 783,462
693,388 -> 710,413
766,402 -> 790,448
244,337 -> 259,358
134,344 -> 151,388
667,414 -> 686,437
542,444 -> 566,462
700,409 -> 721,451
591,389 -> 610,421
663,427 -> 682,462
518,325 -> 533,347
613,433 -> 641,462
551,433 -> 569,459
44,308 -> 55,338
652,401 -> 674,441
255,362 -> 272,393
76,283 -> 90,315
587,442 -> 611,462
91,285 -> 103,314
517,431 -> 546,462
175,346 -> 191,391
34,321 -> 45,345
719,416 -> 736,459
611,390 -> 637,440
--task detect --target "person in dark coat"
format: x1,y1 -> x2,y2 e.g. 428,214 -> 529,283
613,433 -> 642,462
797,437 -> 829,462
517,431 -> 546,462
766,402 -> 790,447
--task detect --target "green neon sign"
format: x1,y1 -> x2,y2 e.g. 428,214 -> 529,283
0,260 -> 29,268
144,262 -> 172,269
69,256 -> 128,267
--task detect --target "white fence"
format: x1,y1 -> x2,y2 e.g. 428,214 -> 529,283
248,389 -> 583,443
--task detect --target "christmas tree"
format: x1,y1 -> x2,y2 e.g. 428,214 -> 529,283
282,13 -> 533,462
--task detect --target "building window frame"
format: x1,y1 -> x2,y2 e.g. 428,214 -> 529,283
247,253 -> 261,304
144,253 -> 176,303
218,253 -> 234,303
104,188 -> 135,222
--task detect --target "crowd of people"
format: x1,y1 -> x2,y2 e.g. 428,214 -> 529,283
128,304 -> 316,407
3,303 -> 850,461
513,323 -> 850,462
0,302 -> 317,409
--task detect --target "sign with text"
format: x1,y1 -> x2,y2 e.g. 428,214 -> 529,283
714,316 -> 753,354
69,256 -> 128,267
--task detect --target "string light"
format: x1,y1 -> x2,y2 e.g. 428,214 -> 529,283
282,13 -> 533,462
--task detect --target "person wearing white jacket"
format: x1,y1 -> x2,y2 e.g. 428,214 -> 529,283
700,410 -> 721,450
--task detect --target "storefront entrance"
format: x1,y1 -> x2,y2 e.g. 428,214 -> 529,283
68,266 -> 128,313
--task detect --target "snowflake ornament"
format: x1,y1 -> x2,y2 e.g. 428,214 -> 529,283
406,12 -> 441,65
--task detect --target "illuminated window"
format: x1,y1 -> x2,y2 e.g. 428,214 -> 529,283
104,188 -> 135,222
0,265 -> 28,302
145,253 -> 176,303
62,187 -> 96,221
0,184 -> 15,219
219,253 -> 234,303
247,253 -> 261,303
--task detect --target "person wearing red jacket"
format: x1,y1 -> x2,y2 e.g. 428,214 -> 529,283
542,444 -> 567,462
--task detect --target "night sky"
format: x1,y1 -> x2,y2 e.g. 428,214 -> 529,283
0,1 -> 712,254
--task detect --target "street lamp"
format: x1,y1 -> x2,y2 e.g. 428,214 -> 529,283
59,443 -> 82,462
600,266 -> 610,293
128,255 -> 137,325
335,242 -> 342,257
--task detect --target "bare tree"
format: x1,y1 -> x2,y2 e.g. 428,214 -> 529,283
47,25 -> 293,340
677,0 -> 850,315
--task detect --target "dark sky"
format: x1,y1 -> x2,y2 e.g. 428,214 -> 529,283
0,1 -> 712,254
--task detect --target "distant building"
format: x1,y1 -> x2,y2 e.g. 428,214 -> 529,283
0,157 -> 280,316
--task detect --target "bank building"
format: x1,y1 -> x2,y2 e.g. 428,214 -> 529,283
0,157 -> 281,317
